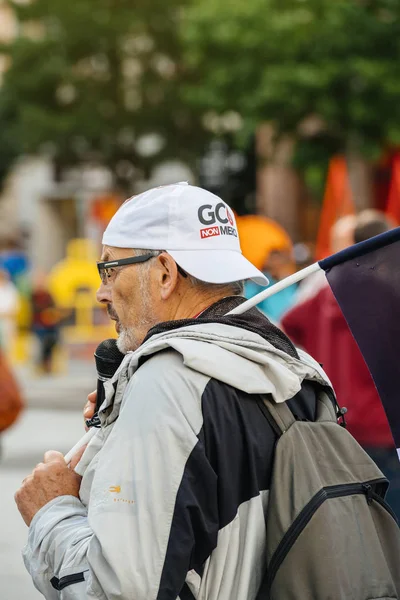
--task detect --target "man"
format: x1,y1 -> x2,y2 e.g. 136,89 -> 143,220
293,214 -> 357,306
15,183 -> 333,599
282,209 -> 400,518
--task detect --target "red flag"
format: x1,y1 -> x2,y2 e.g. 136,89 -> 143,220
385,153 -> 400,226
315,156 -> 355,260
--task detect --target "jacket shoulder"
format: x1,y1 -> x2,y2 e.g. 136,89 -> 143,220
121,349 -> 211,433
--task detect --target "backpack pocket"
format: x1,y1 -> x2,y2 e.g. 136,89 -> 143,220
268,479 -> 399,600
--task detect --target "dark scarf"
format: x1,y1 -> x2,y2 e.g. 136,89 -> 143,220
144,296 -> 298,359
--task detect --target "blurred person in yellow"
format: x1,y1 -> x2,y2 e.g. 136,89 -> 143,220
47,238 -> 114,344
48,239 -> 101,309
0,268 -> 19,359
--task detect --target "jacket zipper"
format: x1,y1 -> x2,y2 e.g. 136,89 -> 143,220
266,478 -> 391,592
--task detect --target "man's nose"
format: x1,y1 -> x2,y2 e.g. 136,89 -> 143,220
96,281 -> 112,304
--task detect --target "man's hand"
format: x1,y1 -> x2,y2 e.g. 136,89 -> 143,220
83,390 -> 96,430
15,451 -> 82,526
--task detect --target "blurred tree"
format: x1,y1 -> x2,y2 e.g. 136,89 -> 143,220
0,0 -> 207,190
3,0 -> 400,199
181,0 -> 400,165
0,87 -> 19,184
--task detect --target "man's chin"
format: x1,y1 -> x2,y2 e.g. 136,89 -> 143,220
116,335 -> 128,354
116,329 -> 140,354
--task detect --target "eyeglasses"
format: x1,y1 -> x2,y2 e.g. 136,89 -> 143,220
97,254 -> 155,284
97,253 -> 188,284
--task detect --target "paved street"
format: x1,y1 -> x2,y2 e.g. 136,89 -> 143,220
15,359 -> 97,411
0,360 -> 94,600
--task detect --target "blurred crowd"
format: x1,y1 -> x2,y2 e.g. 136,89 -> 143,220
0,238 -> 62,373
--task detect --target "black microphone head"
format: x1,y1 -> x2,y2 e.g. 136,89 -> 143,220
94,338 -> 125,379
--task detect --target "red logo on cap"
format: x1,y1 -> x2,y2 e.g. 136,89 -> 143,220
200,226 -> 220,239
227,210 -> 234,226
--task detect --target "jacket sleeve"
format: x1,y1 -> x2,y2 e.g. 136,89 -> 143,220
23,496 -> 92,599
23,351 -> 218,600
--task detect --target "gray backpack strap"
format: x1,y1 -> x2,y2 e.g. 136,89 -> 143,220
317,389 -> 338,422
261,394 -> 296,434
261,386 -> 337,434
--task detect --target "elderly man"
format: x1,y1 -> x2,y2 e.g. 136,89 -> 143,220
15,183 -> 333,599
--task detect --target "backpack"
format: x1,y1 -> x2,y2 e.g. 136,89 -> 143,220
256,386 -> 400,600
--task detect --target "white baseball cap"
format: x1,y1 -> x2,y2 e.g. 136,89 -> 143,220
102,182 -> 269,286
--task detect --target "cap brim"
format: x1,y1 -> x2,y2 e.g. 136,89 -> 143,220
167,249 -> 269,286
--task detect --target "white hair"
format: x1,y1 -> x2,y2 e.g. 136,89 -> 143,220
132,249 -> 244,295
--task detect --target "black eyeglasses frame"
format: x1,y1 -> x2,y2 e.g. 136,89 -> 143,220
97,254 -> 155,276
97,253 -> 187,281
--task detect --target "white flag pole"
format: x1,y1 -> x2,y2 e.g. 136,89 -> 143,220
64,427 -> 97,465
228,262 -> 322,316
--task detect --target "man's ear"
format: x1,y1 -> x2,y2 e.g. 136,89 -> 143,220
156,253 -> 180,300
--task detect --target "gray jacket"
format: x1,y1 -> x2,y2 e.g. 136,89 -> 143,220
23,317 -> 331,600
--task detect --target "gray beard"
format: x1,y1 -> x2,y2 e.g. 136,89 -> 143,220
116,326 -> 143,354
116,270 -> 155,353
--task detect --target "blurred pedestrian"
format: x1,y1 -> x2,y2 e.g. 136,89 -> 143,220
31,274 -> 61,374
0,347 -> 24,459
245,247 -> 298,322
0,235 -> 29,286
281,210 -> 400,518
0,268 -> 19,358
294,214 -> 357,305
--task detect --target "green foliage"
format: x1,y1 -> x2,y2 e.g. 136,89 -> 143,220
0,0 -> 207,190
0,87 -> 19,184
2,0 -> 400,191
181,0 -> 400,157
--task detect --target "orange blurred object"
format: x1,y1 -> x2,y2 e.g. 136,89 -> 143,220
315,156 -> 355,260
385,152 -> 400,226
91,194 -> 122,226
236,215 -> 292,270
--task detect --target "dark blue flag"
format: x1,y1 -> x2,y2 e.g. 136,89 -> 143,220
319,228 -> 400,458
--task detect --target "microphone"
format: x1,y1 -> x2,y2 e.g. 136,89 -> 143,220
93,338 -> 125,418
65,339 -> 124,464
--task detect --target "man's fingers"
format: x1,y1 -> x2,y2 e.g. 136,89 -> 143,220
83,390 -> 97,431
15,450 -> 82,526
43,450 -> 66,464
83,403 -> 94,418
84,391 -> 97,418
87,390 -> 97,404
20,474 -> 34,487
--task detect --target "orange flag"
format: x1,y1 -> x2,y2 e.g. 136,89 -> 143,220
315,156 -> 355,260
385,153 -> 400,226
